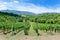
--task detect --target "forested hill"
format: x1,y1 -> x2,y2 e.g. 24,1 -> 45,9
0,11 -> 19,16
0,10 -> 35,15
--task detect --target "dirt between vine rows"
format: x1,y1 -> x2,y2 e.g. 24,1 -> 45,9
0,34 -> 60,40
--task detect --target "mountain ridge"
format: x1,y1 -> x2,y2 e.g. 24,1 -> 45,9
0,10 -> 35,15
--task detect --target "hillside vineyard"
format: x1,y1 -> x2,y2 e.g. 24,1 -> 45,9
0,12 -> 60,36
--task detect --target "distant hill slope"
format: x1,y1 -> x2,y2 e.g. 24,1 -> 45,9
0,10 -> 35,15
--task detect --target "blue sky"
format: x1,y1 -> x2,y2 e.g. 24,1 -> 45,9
0,0 -> 60,14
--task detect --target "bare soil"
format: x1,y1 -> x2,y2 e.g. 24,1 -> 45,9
0,33 -> 60,40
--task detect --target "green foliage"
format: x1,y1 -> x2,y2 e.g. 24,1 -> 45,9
29,13 -> 60,24
32,22 -> 60,32
1,11 -> 60,35
0,12 -> 31,35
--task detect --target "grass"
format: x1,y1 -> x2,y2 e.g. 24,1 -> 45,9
28,22 -> 37,36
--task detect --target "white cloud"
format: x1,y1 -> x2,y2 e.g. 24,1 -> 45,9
0,5 -> 7,10
13,1 -> 19,3
0,2 -> 7,10
3,2 -> 7,4
15,4 -> 60,14
0,1 -> 60,14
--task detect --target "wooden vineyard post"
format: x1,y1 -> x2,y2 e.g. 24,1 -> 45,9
22,15 -> 28,35
50,21 -> 52,33
2,26 -> 6,35
50,19 -> 53,34
2,22 -> 7,35
11,24 -> 16,35
45,17 -> 48,32
35,18 -> 39,36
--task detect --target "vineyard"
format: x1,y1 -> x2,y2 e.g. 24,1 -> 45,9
0,12 -> 60,40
